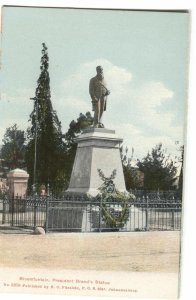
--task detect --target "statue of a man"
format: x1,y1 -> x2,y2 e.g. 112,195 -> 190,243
89,66 -> 110,128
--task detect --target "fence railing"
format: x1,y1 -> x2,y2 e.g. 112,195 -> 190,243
0,190 -> 182,233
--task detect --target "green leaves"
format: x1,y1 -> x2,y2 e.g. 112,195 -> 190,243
26,44 -> 67,193
1,124 -> 26,170
120,146 -> 143,190
137,143 -> 177,190
96,169 -> 135,228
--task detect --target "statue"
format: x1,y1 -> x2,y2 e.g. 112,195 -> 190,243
89,66 -> 110,128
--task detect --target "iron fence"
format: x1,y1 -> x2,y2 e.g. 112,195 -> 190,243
0,197 -> 46,229
0,191 -> 182,233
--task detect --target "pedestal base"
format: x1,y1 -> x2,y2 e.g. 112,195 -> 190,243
67,128 -> 126,196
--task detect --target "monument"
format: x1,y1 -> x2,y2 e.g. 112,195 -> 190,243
67,66 -> 126,196
50,66 -> 128,231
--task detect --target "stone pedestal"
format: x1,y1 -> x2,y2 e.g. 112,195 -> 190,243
7,168 -> 29,198
67,128 -> 126,196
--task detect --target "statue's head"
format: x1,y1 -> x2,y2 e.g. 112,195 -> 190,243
96,66 -> 103,79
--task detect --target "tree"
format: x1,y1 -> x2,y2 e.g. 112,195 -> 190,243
137,143 -> 177,190
0,124 -> 26,170
178,145 -> 184,193
64,112 -> 93,183
120,146 -> 144,190
26,43 -> 66,192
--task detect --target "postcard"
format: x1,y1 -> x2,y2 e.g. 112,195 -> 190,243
0,6 -> 190,299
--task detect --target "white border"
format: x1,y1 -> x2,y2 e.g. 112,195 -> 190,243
0,1 -> 195,300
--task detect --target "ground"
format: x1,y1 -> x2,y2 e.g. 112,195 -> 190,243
0,229 -> 181,272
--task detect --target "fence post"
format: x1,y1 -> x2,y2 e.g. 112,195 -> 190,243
2,197 -> 6,224
45,196 -> 49,233
146,195 -> 149,231
171,211 -> 175,230
171,207 -> 175,230
11,196 -> 14,227
99,197 -> 102,232
171,196 -> 175,230
33,199 -> 37,231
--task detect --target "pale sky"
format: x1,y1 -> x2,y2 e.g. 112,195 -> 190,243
0,7 -> 189,162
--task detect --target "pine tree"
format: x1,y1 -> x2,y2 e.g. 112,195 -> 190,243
26,43 -> 66,192
137,144 -> 177,190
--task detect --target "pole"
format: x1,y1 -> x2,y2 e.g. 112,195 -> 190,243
30,97 -> 38,195
146,196 -> 149,231
45,194 -> 49,233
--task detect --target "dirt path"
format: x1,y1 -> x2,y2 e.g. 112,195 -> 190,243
0,231 -> 181,273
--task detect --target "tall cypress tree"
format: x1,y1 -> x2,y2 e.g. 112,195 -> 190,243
26,43 -> 66,192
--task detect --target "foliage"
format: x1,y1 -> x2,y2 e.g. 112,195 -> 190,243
0,124 -> 26,170
120,146 -> 144,190
64,112 -> 93,182
178,145 -> 184,193
25,43 -> 67,192
95,169 -> 135,228
0,188 -> 8,200
65,112 -> 93,148
97,169 -> 117,193
137,143 -> 177,190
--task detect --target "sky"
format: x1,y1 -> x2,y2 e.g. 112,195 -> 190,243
0,6 -> 190,164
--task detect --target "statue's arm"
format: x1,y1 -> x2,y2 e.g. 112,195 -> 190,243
103,80 -> 110,96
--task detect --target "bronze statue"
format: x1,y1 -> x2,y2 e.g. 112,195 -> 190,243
89,66 -> 110,128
